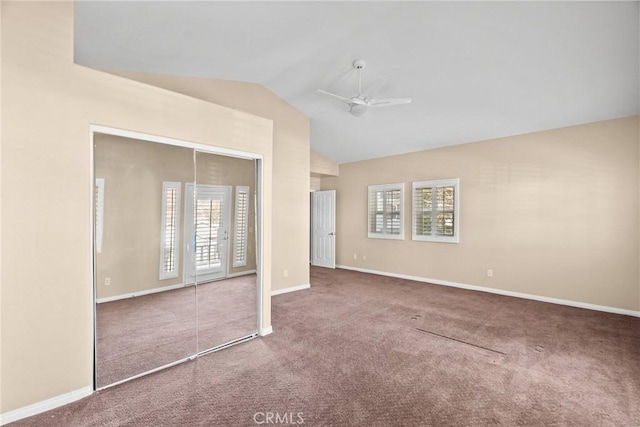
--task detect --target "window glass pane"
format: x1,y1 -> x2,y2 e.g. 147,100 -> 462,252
443,186 -> 455,211
375,213 -> 384,232
376,191 -> 384,211
421,214 -> 432,235
195,199 -> 222,269
422,188 -> 432,211
436,212 -> 455,236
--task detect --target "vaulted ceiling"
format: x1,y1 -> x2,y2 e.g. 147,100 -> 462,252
74,1 -> 640,164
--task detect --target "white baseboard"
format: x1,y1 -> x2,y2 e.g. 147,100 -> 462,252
271,283 -> 311,296
227,269 -> 257,278
336,265 -> 640,318
96,282 -> 186,304
0,386 -> 92,425
259,325 -> 273,336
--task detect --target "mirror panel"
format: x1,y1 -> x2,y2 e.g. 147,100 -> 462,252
94,134 -> 197,387
194,151 -> 258,352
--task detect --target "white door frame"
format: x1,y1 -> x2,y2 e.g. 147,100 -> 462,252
311,190 -> 336,269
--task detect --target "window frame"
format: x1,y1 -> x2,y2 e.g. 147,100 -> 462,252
367,183 -> 405,240
232,186 -> 250,268
159,181 -> 182,280
412,178 -> 460,243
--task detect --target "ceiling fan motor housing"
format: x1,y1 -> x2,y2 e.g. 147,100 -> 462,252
352,59 -> 366,70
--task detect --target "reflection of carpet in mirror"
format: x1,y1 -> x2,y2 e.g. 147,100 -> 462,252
96,274 -> 257,387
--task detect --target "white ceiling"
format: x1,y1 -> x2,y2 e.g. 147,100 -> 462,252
74,1 -> 640,164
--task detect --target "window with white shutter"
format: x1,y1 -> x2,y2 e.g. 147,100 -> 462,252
233,186 -> 250,267
367,183 -> 404,240
160,181 -> 181,279
412,178 -> 459,243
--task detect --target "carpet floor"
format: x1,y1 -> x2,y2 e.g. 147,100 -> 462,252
12,267 -> 640,426
97,275 -> 257,387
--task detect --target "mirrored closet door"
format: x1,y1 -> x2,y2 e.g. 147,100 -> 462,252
94,131 -> 260,389
194,152 -> 258,353
94,134 -> 197,388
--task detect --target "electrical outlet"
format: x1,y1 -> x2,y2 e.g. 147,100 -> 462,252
104,277 -> 111,286
353,253 -> 358,260
283,269 -> 289,278
362,255 -> 366,261
487,269 -> 493,278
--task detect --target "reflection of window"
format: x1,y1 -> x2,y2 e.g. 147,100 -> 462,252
412,178 -> 459,243
195,198 -> 223,270
95,178 -> 105,253
368,183 -> 404,240
233,186 -> 250,267
160,182 -> 181,279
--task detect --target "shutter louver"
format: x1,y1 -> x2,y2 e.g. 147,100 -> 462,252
160,182 -> 181,279
233,186 -> 250,267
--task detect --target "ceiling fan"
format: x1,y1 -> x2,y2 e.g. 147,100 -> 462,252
317,59 -> 412,117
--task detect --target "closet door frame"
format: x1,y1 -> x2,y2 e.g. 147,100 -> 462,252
89,125 -> 264,390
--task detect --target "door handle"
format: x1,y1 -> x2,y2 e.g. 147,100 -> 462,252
329,232 -> 335,236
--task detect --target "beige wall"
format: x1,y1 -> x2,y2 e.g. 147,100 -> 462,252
95,135 -> 256,300
311,149 -> 339,177
111,71 -> 311,292
322,117 -> 640,311
311,149 -> 339,192
1,2 -> 275,414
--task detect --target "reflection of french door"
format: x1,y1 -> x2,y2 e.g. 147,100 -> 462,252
184,184 -> 231,284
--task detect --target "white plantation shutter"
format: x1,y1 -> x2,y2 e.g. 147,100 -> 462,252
367,183 -> 404,240
233,186 -> 250,267
159,181 -> 181,279
412,178 -> 459,243
95,178 -> 105,253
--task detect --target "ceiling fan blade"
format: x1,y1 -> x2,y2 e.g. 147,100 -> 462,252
317,89 -> 352,105
368,98 -> 412,108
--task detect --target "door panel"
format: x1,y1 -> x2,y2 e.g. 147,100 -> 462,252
311,190 -> 336,268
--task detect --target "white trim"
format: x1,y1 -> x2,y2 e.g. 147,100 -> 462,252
336,265 -> 640,318
226,269 -> 257,279
259,326 -> 273,336
0,386 -> 93,426
271,283 -> 311,296
89,125 -> 263,161
96,283 -> 186,304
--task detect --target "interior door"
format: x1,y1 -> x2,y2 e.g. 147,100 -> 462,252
185,184 -> 231,284
311,190 -> 336,268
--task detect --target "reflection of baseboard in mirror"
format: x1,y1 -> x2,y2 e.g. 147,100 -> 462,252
96,269 -> 257,303
96,282 -> 186,304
